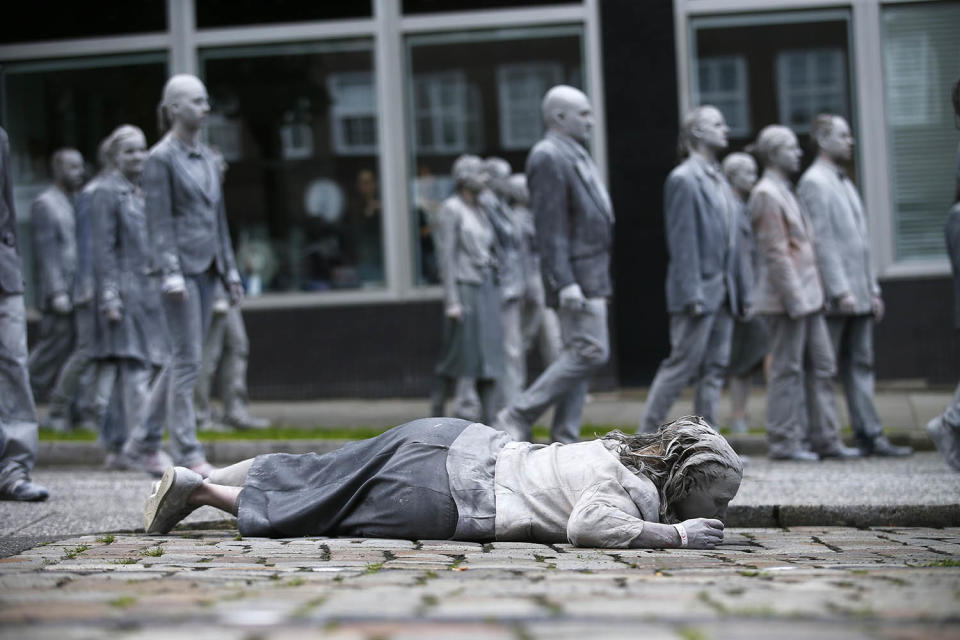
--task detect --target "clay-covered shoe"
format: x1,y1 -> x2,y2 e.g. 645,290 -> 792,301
0,479 -> 50,502
926,416 -> 960,471
144,466 -> 204,534
818,445 -> 862,459
861,435 -> 913,458
770,449 -> 820,462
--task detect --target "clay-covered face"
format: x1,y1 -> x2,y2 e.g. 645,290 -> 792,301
672,466 -> 741,522
819,116 -> 853,163
730,162 -> 758,195
116,133 -> 148,182
58,151 -> 85,191
170,78 -> 211,130
557,91 -> 594,144
772,132 -> 802,174
695,107 -> 730,151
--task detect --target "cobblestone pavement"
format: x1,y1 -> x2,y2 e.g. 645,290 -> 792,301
1,527 -> 958,639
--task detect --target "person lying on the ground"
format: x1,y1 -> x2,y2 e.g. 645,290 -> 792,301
143,415 -> 743,549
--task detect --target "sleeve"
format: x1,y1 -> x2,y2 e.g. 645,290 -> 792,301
1,132 -> 16,240
529,149 -> 575,296
89,185 -> 122,312
663,172 -> 703,308
734,207 -> 755,313
434,201 -> 461,309
30,197 -> 67,302
566,480 -> 649,548
750,190 -> 806,318
797,176 -> 849,301
142,152 -> 181,277
216,196 -> 240,283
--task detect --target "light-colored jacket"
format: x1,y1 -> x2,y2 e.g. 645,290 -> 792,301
143,133 -> 238,282
434,193 -> 495,309
0,127 -> 24,295
798,160 -> 879,314
749,172 -> 824,318
663,155 -> 743,316
30,185 -> 76,310
494,439 -> 660,547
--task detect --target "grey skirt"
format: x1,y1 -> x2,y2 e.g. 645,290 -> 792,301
435,269 -> 504,380
728,315 -> 771,377
237,418 -> 471,539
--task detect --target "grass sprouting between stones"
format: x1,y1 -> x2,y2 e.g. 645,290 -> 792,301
141,546 -> 165,557
96,534 -> 115,544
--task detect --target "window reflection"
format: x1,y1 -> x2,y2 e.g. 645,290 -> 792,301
406,27 -> 584,285
201,41 -> 383,295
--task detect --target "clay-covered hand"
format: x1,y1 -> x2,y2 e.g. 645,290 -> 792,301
104,305 -> 122,323
212,297 -> 230,315
228,281 -> 244,306
558,283 -> 587,311
680,518 -> 725,549
836,292 -> 858,314
685,302 -> 705,317
51,293 -> 72,314
161,274 -> 187,298
739,304 -> 755,322
445,303 -> 464,321
871,295 -> 885,323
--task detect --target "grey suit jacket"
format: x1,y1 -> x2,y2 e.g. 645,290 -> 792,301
143,133 -> 238,282
91,171 -> 167,364
663,155 -> 742,315
526,131 -> 614,308
798,160 -> 879,315
479,189 -> 524,301
749,173 -> 824,318
0,128 -> 24,295
30,185 -> 77,310
946,202 -> 960,330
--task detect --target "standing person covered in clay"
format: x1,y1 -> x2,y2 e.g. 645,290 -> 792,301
798,114 -> 910,457
495,85 -> 614,444
144,415 -> 740,552
433,154 -> 504,423
748,125 -> 858,461
124,74 -> 242,478
640,106 -> 747,434
28,148 -> 85,404
89,125 -> 168,468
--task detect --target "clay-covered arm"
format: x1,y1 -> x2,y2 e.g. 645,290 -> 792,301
529,149 -> 575,297
30,197 -> 68,303
143,152 -> 181,279
663,172 -> 703,310
434,201 -> 462,310
89,185 -> 122,315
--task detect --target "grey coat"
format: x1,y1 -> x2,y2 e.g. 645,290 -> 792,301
0,128 -> 24,295
946,202 -> 960,330
434,194 -> 496,310
480,189 -> 524,301
30,185 -> 77,310
91,171 -> 167,364
526,131 -> 614,308
798,160 -> 879,315
749,172 -> 824,318
143,133 -> 238,282
663,155 -> 743,316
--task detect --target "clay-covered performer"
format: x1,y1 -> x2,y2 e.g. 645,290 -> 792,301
433,154 -> 504,423
798,114 -> 911,457
495,85 -> 614,444
89,125 -> 168,468
144,415 -> 741,551
0,126 -> 49,501
721,152 -> 767,433
126,74 -> 242,478
748,125 -> 859,461
640,106 -> 747,434
27,148 -> 85,403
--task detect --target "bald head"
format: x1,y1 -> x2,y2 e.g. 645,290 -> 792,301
541,85 -> 593,144
51,149 -> 85,192
158,74 -> 210,135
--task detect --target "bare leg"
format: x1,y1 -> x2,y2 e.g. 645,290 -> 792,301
187,482 -> 241,515
207,458 -> 254,486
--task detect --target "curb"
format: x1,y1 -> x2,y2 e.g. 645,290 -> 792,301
727,504 -> 960,528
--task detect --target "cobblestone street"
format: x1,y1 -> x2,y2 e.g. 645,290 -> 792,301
1,526 -> 958,639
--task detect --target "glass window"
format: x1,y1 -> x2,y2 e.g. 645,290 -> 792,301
403,0 -> 568,15
882,2 -> 960,262
691,12 -> 851,154
406,26 -> 583,286
1,53 -> 168,308
200,40 -> 384,295
196,0 -> 371,29
696,55 -> 750,137
0,2 -> 166,44
776,48 -> 846,133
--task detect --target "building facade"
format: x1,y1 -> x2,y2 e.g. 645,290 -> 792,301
2,0 -> 958,398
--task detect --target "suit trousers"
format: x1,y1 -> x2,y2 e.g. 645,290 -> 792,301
94,359 -> 152,453
765,312 -> 844,457
0,293 -> 39,491
826,314 -> 884,447
640,307 -> 734,433
128,270 -> 214,465
27,310 -> 75,401
196,305 -> 250,423
502,298 -> 609,444
47,301 -> 98,424
500,297 -> 524,407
